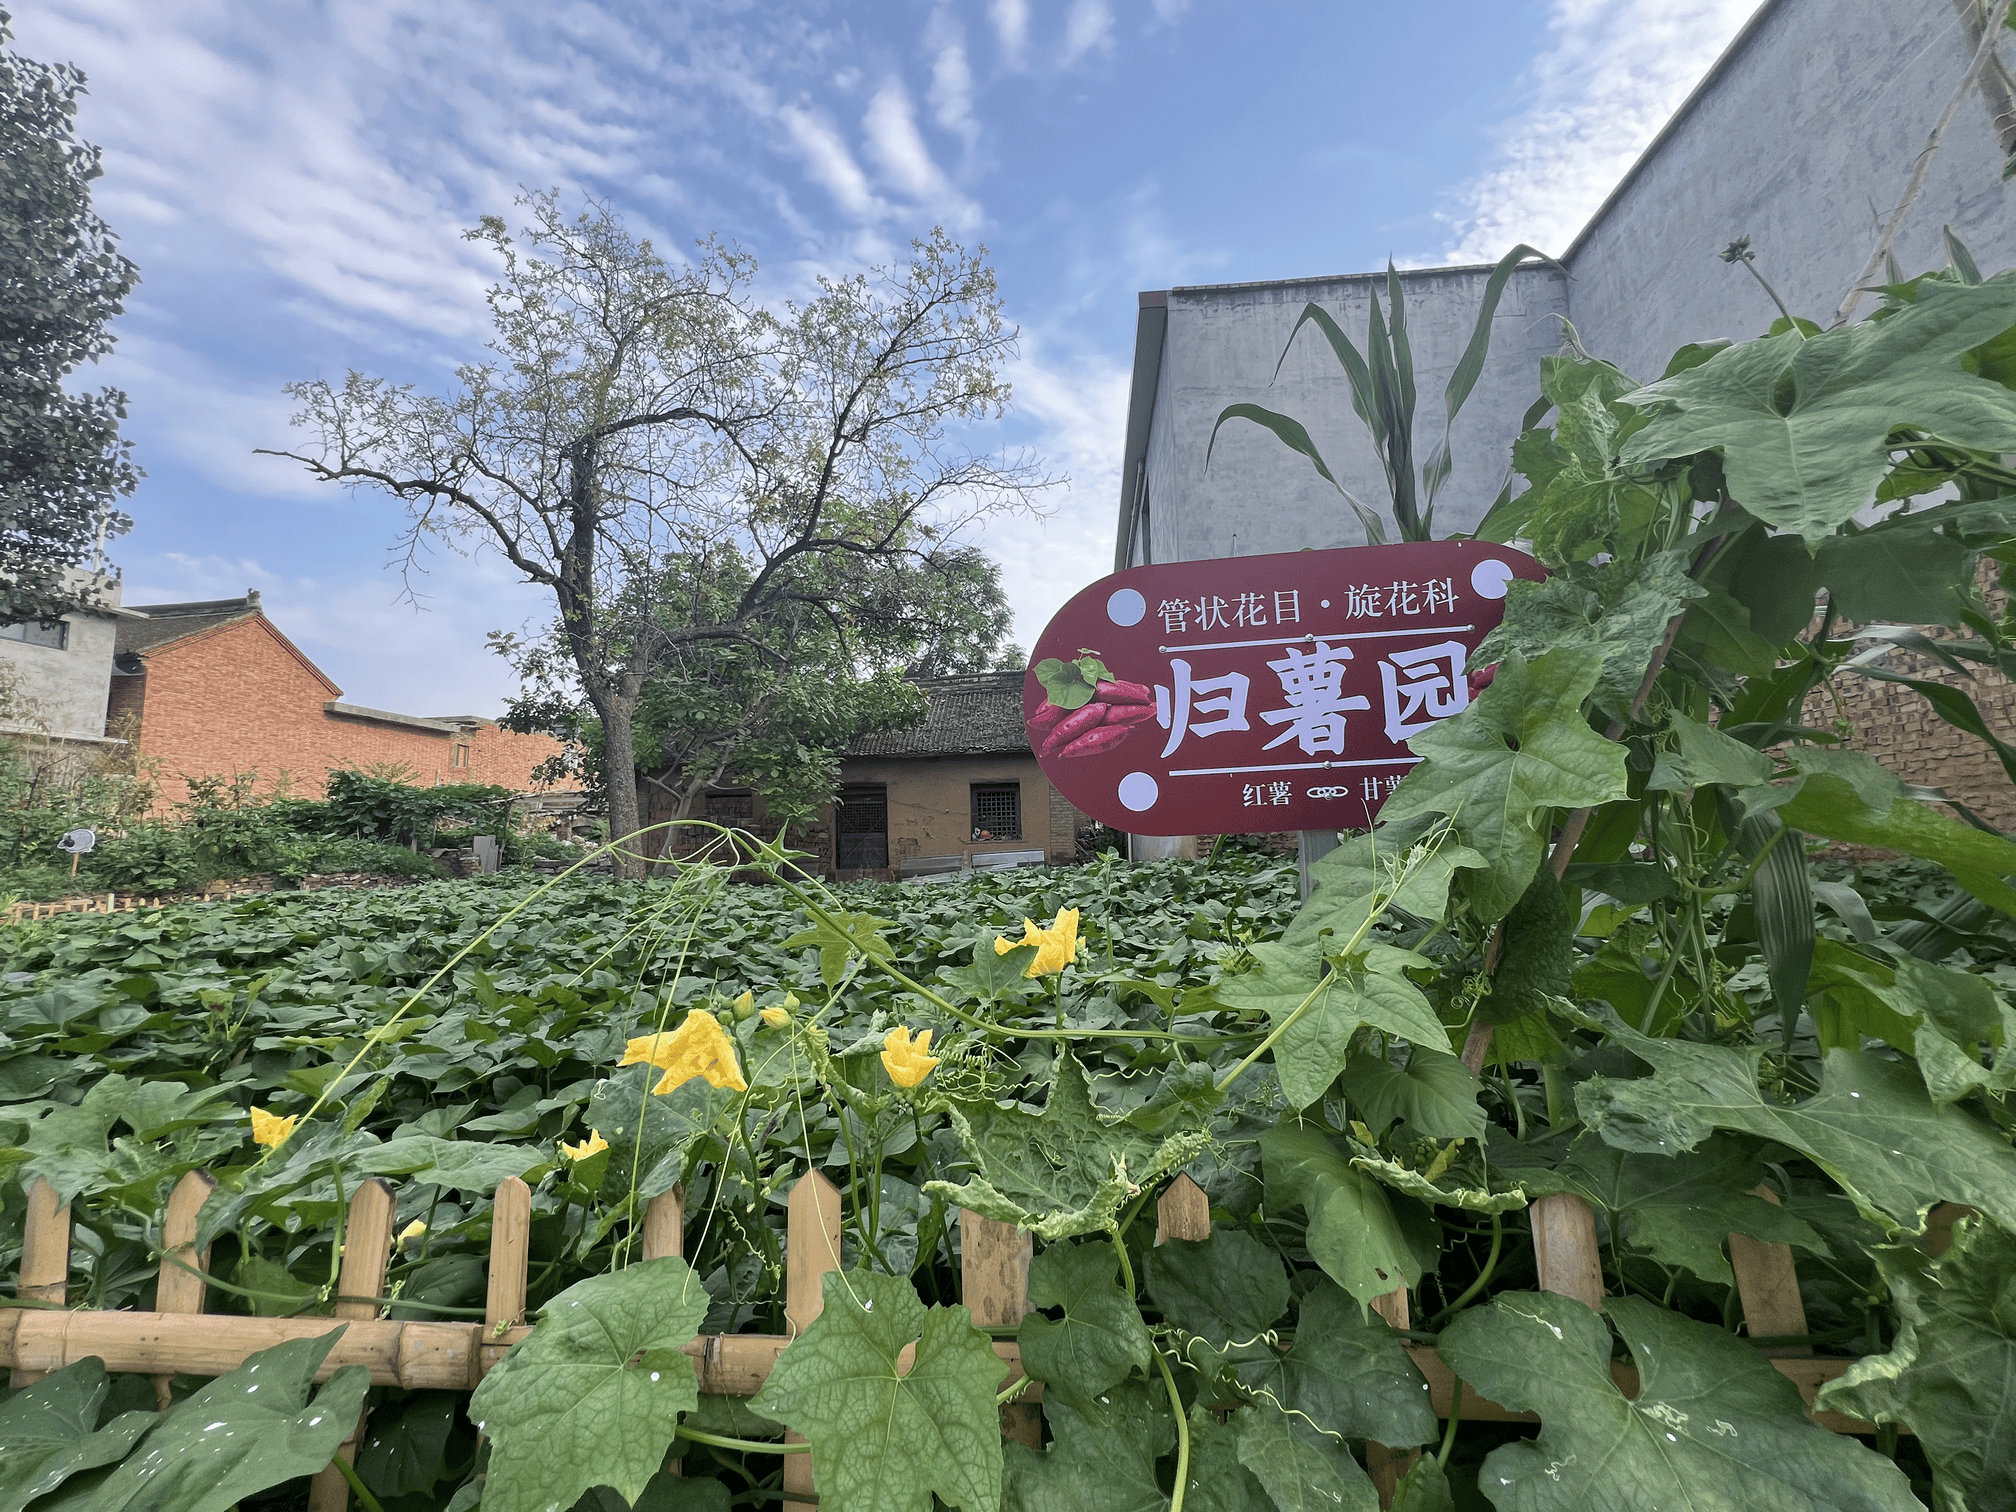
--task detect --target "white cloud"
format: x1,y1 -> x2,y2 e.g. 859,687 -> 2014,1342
1060,0 -> 1116,67
1441,0 -> 1759,262
924,10 -> 980,150
989,0 -> 1031,69
862,81 -> 978,228
779,102 -> 889,221
1150,0 -> 1190,23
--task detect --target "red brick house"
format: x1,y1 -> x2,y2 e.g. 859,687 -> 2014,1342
107,592 -> 569,809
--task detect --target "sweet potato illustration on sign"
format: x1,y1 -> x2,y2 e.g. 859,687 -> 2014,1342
1029,651 -> 1157,758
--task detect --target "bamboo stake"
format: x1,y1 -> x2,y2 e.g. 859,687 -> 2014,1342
642,1186 -> 686,1477
962,1210 -> 1040,1448
308,1178 -> 397,1512
151,1169 -> 216,1408
11,1177 -> 70,1386
784,1172 -> 842,1512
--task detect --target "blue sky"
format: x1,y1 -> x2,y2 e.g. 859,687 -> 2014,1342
18,0 -> 1756,717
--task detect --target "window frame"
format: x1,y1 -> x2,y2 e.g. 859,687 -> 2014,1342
1,619 -> 68,650
969,782 -> 1022,842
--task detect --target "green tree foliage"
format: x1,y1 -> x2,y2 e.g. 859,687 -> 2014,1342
0,9 -> 137,625
271,195 -> 1042,873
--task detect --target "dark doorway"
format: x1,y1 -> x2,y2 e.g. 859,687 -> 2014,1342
835,784 -> 889,869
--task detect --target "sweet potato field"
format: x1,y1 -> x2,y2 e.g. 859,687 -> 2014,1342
15,257 -> 2016,1512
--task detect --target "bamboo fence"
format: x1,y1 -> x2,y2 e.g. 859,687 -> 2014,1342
0,1177 -> 1918,1512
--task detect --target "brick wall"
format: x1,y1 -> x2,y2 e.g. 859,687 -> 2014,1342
1802,625 -> 2016,832
124,616 -> 569,808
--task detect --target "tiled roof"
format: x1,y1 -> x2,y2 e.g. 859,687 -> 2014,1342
847,671 -> 1031,758
114,595 -> 262,656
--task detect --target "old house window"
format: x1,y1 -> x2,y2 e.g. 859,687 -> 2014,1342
450,742 -> 471,768
706,791 -> 755,823
970,782 -> 1021,841
835,784 -> 888,869
1,619 -> 67,650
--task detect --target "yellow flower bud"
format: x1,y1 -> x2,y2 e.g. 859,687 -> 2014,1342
761,1005 -> 790,1027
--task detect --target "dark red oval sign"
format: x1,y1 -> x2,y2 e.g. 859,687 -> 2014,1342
1027,541 -> 1544,834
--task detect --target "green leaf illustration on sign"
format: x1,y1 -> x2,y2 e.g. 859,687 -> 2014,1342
752,1269 -> 1004,1512
469,1257 -> 712,1512
1440,1293 -> 1919,1511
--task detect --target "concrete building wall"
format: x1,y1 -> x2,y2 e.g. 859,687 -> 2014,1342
1568,0 -> 2016,380
1137,265 -> 1569,567
121,617 -> 565,807
0,579 -> 122,740
827,754 -> 1070,876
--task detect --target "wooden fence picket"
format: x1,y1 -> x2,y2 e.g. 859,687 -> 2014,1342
10,1177 -> 70,1387
309,1179 -> 398,1512
784,1171 -> 842,1512
152,1169 -> 216,1408
961,1210 -> 1040,1448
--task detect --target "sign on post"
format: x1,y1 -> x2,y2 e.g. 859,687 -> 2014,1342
1026,542 -> 1543,835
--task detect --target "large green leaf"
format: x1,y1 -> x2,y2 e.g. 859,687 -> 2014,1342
1146,1227 -> 1289,1344
1619,272 -> 2016,541
1279,815 -> 1483,955
1820,1216 -> 2016,1511
1521,1134 -> 1824,1286
1260,1125 -> 1422,1306
1234,1406 -> 1377,1512
0,1358 -> 155,1509
1381,648 -> 1630,920
1219,1279 -> 1438,1448
589,1066 -> 732,1202
1773,755 -> 2016,918
1440,1293 -> 1918,1510
358,1135 -> 546,1192
927,1050 -> 1208,1240
63,1331 -> 370,1512
1216,941 -> 1447,1110
1018,1239 -> 1152,1395
469,1257 -> 711,1512
1002,1378 -> 1170,1512
1183,1403 -> 1272,1511
1339,1045 -> 1486,1142
1576,1016 -> 2016,1234
1472,552 -> 1704,719
751,1269 -> 1004,1512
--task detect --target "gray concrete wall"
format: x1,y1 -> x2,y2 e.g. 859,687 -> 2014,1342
1140,264 -> 1569,566
0,577 -> 120,740
1568,0 -> 2015,379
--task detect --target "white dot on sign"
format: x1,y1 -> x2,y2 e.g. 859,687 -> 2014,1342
1118,772 -> 1159,811
1320,599 -> 1331,609
1471,559 -> 1515,599
1107,587 -> 1147,626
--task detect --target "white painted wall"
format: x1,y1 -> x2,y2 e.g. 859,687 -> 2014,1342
0,575 -> 121,740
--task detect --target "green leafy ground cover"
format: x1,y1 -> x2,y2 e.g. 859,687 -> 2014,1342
15,256 -> 2016,1512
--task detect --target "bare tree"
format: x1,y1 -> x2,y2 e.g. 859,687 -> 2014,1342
266,195 -> 1042,874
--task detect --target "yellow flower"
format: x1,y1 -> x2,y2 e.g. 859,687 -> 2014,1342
560,1128 -> 609,1161
249,1106 -> 297,1148
881,1026 -> 940,1087
620,1009 -> 748,1095
398,1219 -> 428,1247
761,1006 -> 790,1028
993,907 -> 1081,977
732,990 -> 756,1021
